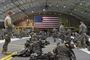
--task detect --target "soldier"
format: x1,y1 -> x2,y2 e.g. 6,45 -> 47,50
52,28 -> 58,42
73,32 -> 80,47
31,33 -> 38,41
79,21 -> 87,34
59,23 -> 65,33
77,21 -> 88,48
12,42 -> 33,57
65,29 -> 72,43
59,23 -> 66,43
38,31 -> 46,40
2,11 -> 14,54
32,41 -> 43,56
53,42 -> 76,60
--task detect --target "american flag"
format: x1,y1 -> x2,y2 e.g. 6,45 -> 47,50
34,16 -> 59,28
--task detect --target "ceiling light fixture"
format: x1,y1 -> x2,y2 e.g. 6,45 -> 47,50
56,5 -> 59,7
80,3 -> 83,5
43,9 -> 46,11
63,6 -> 66,8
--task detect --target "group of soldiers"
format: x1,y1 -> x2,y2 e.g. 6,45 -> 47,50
52,22 -> 90,50
11,30 -> 76,60
1,10 -> 90,60
28,31 -> 76,60
29,43 -> 76,60
12,30 -> 50,57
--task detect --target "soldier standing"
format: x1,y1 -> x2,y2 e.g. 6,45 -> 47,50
59,23 -> 65,33
59,23 -> 66,43
78,21 -> 88,48
2,11 -> 14,54
52,28 -> 58,42
79,21 -> 87,34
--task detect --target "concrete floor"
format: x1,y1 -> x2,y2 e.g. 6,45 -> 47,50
0,37 -> 90,60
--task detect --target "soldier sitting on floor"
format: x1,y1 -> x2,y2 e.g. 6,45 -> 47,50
76,33 -> 88,48
29,52 -> 54,60
31,33 -> 38,41
65,29 -> 72,42
12,38 -> 33,57
53,42 -> 76,60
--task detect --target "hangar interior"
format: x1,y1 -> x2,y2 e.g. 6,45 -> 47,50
0,0 -> 90,60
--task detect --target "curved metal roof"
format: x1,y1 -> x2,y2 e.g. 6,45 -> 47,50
0,0 -> 90,22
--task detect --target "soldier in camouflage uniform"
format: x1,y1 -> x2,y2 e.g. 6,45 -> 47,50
52,28 -> 58,42
53,42 -> 76,60
2,11 -> 14,54
77,21 -> 88,48
31,33 -> 38,41
38,31 -> 47,40
59,23 -> 66,43
32,41 -> 43,56
72,32 -> 79,47
59,23 -> 65,34
65,29 -> 72,43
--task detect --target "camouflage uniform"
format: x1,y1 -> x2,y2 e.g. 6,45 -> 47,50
58,32 -> 66,43
77,22 -> 88,48
79,22 -> 87,34
31,33 -> 38,41
30,41 -> 42,56
53,43 -> 76,60
2,26 -> 12,53
65,29 -> 72,43
2,14 -> 13,53
52,28 -> 58,42
59,24 -> 65,34
53,46 -> 70,60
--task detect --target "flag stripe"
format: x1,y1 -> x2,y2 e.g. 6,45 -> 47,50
43,19 -> 58,20
43,21 -> 58,23
42,17 -> 59,19
35,23 -> 58,24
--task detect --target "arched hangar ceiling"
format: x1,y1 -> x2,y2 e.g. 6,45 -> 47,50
0,0 -> 90,23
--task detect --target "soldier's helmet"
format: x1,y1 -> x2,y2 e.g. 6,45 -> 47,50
5,10 -> 14,16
